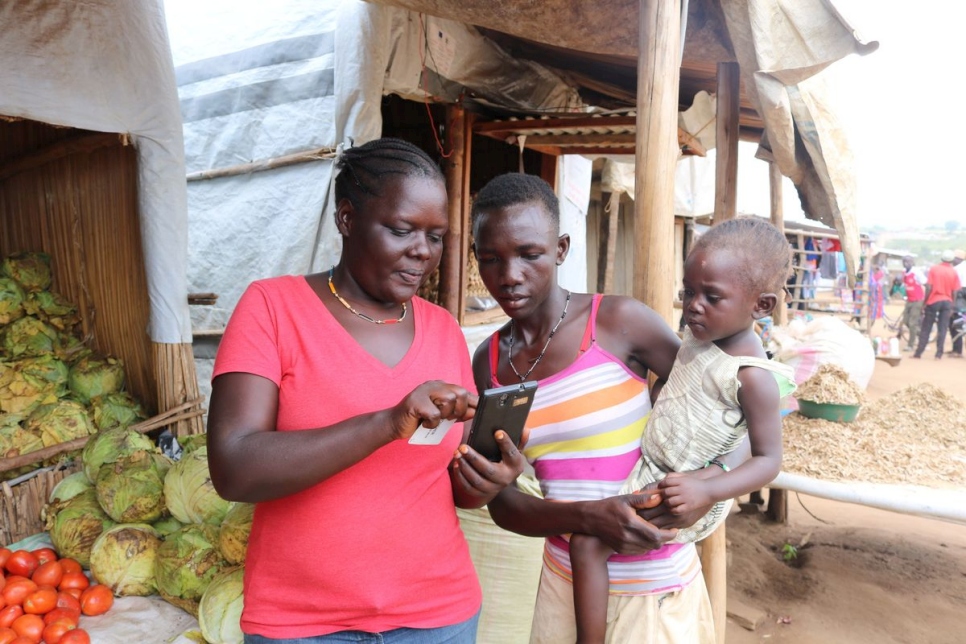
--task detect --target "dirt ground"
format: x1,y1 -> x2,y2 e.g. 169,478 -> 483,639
723,303 -> 966,644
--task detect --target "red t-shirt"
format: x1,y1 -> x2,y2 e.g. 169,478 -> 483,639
213,276 -> 481,638
925,263 -> 961,306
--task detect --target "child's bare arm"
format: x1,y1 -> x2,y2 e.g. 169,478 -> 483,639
660,366 -> 782,513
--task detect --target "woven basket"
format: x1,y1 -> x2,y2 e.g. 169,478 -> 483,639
0,461 -> 81,546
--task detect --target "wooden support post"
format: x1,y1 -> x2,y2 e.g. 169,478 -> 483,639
713,62 -> 741,225
439,105 -> 466,318
458,112 -> 475,325
633,0 -> 680,328
701,526 -> 728,642
597,191 -> 621,293
767,160 -> 789,521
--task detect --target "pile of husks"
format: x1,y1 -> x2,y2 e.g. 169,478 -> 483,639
794,363 -> 865,405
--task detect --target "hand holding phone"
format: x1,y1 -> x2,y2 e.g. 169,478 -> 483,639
466,381 -> 537,461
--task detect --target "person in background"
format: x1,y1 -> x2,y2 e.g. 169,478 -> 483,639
470,172 -> 742,644
206,138 -> 526,643
899,256 -> 926,352
948,249 -> 966,358
912,250 -> 962,360
569,218 -> 796,644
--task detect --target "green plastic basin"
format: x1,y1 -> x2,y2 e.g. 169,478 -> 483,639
796,399 -> 861,423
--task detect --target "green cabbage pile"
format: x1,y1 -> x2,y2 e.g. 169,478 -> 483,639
198,567 -> 245,644
82,425 -> 156,482
1,252 -> 52,293
67,354 -> 125,403
26,399 -> 93,447
0,278 -> 25,326
90,391 -> 147,431
46,487 -> 116,567
218,503 -> 254,565
164,446 -> 232,526
95,450 -> 172,523
155,524 -> 231,617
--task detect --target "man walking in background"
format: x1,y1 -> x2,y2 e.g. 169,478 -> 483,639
913,250 -> 962,359
900,255 -> 926,352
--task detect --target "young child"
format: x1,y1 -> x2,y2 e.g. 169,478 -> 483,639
569,217 -> 796,643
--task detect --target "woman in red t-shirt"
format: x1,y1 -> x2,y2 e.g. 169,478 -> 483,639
207,138 -> 526,642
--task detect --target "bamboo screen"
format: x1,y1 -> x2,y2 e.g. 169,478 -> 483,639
0,118 -> 156,414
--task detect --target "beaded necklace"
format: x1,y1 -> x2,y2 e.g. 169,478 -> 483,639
327,268 -> 407,325
507,290 -> 571,381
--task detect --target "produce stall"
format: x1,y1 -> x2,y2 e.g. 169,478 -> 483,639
0,0 -> 204,548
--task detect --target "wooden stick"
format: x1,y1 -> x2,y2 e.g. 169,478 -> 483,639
186,147 -> 336,182
0,399 -> 205,474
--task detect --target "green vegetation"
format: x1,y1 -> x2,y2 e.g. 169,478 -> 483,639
782,543 -> 799,562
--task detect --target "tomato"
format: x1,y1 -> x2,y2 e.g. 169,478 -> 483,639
10,637 -> 37,644
3,553 -> 37,580
52,595 -> 78,616
29,551 -> 56,569
0,550 -> 11,571
77,585 -> 112,617
48,562 -> 75,579
10,613 -> 44,641
0,606 -> 22,629
2,580 -> 38,607
40,610 -> 77,628
53,575 -> 86,595
29,564 -> 61,592
0,626 -> 16,644
41,619 -> 75,644
22,588 -> 56,616
0,576 -> 5,593
55,630 -> 88,644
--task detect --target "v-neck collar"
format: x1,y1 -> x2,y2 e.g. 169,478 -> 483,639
299,275 -> 422,375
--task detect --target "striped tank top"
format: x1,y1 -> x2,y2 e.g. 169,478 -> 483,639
488,294 -> 701,595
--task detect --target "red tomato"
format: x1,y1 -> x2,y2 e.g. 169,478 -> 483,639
78,585 -> 112,617
40,610 -> 77,628
10,637 -> 36,644
10,613 -> 44,641
29,564 -> 62,591
3,553 -> 37,580
55,630 -> 88,644
52,595 -> 78,616
0,606 -> 22,629
0,626 -> 16,644
41,619 -> 75,644
2,580 -> 38,607
53,575 -> 86,595
0,550 -> 11,571
29,551 -> 56,569
49,562 -> 75,579
22,588 -> 56,616
0,576 -> 5,593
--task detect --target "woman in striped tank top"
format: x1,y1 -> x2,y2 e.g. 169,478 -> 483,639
470,174 -> 742,643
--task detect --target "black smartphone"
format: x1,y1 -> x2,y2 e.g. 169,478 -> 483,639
466,381 -> 538,461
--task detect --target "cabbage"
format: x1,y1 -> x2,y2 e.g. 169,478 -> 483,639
95,450 -> 172,523
0,277 -> 25,326
81,425 -> 156,482
67,354 -> 125,403
0,421 -> 44,481
155,524 -> 230,616
164,446 -> 231,526
89,523 -> 162,596
1,252 -> 52,293
198,567 -> 244,644
217,503 -> 254,565
49,471 -> 93,503
1,316 -> 60,359
89,391 -> 146,431
46,487 -> 115,567
22,290 -> 79,332
177,432 -> 207,455
25,399 -> 93,447
0,356 -> 65,415
151,515 -> 185,538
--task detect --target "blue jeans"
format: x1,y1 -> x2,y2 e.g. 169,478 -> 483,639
243,612 -> 480,644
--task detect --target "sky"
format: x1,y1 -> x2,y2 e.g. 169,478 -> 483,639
732,1 -> 963,231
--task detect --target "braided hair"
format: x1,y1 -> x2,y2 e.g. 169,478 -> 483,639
693,218 -> 791,295
334,138 -> 443,208
471,173 -> 560,238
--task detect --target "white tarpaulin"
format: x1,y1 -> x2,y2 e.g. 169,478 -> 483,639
165,0 -> 586,332
0,0 -> 192,343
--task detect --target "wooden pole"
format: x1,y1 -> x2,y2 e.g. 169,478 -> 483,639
440,105 -> 467,317
633,0 -> 680,328
185,146 -> 336,182
597,191 -> 621,293
458,112 -> 475,325
713,62 -> 741,224
769,161 -> 787,326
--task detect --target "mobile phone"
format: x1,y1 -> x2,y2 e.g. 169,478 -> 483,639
466,381 -> 538,461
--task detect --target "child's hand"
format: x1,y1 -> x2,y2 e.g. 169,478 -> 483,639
658,471 -> 715,516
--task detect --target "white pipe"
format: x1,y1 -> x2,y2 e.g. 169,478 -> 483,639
770,471 -> 966,526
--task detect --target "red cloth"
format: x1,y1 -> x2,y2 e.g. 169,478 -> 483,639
214,276 -> 480,638
925,263 -> 962,306
903,268 -> 925,302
